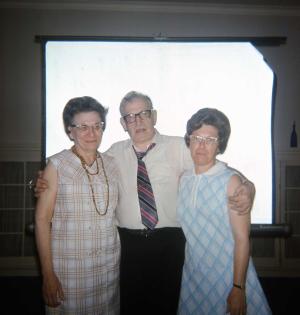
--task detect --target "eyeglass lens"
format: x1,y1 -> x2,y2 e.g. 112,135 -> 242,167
124,110 -> 152,123
190,135 -> 218,145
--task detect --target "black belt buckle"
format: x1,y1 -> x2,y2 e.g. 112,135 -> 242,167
141,228 -> 152,237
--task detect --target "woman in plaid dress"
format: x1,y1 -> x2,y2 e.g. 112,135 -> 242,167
35,96 -> 120,315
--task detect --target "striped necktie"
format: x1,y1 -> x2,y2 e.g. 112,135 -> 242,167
134,143 -> 158,230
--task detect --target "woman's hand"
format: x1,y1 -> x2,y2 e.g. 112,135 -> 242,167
226,286 -> 247,315
42,272 -> 65,307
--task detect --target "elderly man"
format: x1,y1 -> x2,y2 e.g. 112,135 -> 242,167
36,91 -> 254,315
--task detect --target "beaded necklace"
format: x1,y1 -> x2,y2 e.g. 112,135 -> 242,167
71,146 -> 109,215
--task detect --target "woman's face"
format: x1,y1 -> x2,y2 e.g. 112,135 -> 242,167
189,124 -> 219,174
68,111 -> 103,154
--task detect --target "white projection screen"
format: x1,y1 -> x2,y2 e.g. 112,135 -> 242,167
43,39 -> 275,225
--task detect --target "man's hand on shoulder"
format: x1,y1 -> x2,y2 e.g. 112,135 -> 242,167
34,170 -> 49,198
228,180 -> 255,215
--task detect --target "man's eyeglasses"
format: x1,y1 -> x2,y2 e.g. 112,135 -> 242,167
189,135 -> 219,145
70,122 -> 104,133
122,109 -> 153,124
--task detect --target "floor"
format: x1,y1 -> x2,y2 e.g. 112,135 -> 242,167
0,276 -> 299,314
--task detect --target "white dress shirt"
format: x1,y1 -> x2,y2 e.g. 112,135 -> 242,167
106,131 -> 193,229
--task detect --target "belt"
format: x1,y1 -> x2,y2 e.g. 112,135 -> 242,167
119,227 -> 162,238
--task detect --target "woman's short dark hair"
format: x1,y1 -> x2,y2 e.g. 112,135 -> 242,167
63,96 -> 108,135
184,108 -> 231,154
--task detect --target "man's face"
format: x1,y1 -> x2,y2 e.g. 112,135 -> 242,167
120,97 -> 157,147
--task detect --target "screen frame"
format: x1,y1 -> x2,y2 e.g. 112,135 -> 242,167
36,35 -> 287,235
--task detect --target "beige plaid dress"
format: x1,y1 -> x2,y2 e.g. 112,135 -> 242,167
46,149 -> 120,315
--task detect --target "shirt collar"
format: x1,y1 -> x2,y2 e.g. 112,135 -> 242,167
125,129 -> 162,150
192,160 -> 227,176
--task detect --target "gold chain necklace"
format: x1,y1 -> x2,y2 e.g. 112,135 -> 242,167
71,146 -> 109,215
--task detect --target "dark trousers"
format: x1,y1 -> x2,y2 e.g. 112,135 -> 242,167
118,227 -> 186,315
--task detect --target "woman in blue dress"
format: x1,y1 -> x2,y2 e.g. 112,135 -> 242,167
177,108 -> 271,315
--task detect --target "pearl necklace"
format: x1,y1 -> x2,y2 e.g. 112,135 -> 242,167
71,146 -> 109,216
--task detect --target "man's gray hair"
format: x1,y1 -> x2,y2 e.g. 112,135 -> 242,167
119,91 -> 153,115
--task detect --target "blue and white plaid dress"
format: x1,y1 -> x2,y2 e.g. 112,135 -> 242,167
177,161 -> 271,315
47,149 -> 120,315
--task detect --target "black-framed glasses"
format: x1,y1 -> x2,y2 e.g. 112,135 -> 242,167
70,122 -> 104,133
122,109 -> 153,124
189,135 -> 219,145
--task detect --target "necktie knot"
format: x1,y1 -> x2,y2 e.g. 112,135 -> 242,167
136,152 -> 146,160
135,143 -> 156,160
